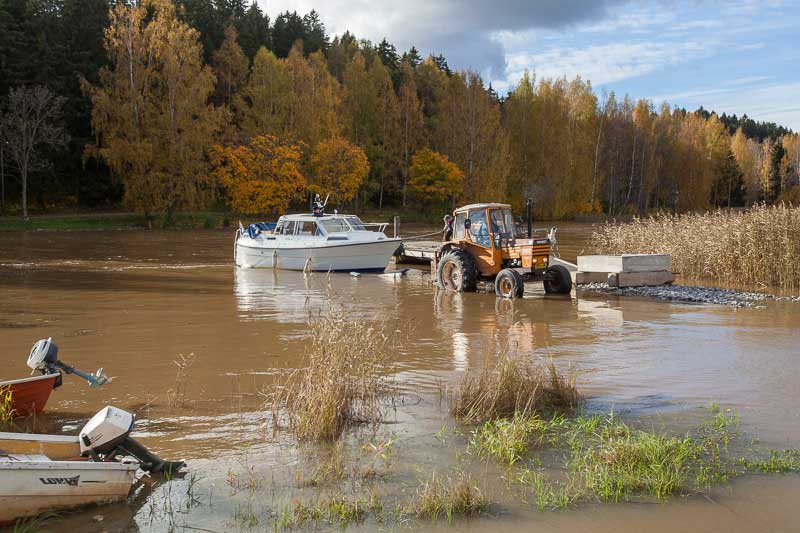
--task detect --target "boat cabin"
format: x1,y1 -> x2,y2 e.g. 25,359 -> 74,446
271,214 -> 383,238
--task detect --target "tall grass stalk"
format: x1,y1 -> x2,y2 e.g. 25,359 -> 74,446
270,312 -> 398,441
414,472 -> 489,522
452,351 -> 579,423
1,387 -> 16,430
591,204 -> 800,289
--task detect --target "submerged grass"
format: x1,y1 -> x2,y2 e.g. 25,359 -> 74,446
413,471 -> 490,522
590,203 -> 800,289
269,312 -> 398,442
466,406 -> 798,507
451,351 -> 579,423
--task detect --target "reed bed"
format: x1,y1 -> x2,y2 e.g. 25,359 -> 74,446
451,351 -> 580,423
270,312 -> 398,442
590,204 -> 800,290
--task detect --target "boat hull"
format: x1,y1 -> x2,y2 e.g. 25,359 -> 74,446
0,455 -> 138,524
0,432 -> 81,460
235,238 -> 401,271
0,374 -> 59,417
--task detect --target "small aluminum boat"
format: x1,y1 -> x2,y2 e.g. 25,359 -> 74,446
235,212 -> 401,272
0,406 -> 184,525
0,453 -> 140,525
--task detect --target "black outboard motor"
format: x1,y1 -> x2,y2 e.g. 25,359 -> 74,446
79,406 -> 185,475
26,337 -> 110,388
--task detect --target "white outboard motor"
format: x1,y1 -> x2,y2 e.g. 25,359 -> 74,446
27,337 -> 110,388
79,406 -> 185,474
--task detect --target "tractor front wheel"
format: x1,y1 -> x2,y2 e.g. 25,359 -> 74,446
494,268 -> 524,299
436,249 -> 478,292
543,265 -> 572,294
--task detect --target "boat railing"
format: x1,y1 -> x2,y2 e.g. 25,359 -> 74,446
360,222 -> 389,233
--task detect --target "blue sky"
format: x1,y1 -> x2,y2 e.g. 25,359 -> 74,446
261,0 -> 800,129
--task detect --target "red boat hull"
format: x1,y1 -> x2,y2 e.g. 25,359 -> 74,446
0,374 -> 59,417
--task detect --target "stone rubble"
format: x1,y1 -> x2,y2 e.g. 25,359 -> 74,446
578,283 -> 800,308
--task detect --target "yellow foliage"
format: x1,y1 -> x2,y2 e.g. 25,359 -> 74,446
210,135 -> 305,214
84,0 -> 224,219
310,137 -> 369,202
408,148 -> 464,203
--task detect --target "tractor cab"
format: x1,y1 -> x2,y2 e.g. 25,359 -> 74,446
435,203 -> 571,298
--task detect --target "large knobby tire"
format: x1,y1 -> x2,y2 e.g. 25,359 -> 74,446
543,264 -> 573,294
437,249 -> 478,292
494,268 -> 524,299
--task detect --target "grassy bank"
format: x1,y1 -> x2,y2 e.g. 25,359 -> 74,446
0,212 -> 230,231
591,204 -> 800,290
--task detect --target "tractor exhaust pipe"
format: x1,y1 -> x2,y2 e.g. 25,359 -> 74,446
526,198 -> 533,238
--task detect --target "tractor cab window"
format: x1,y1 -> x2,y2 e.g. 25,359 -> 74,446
489,208 -> 510,247
503,209 -> 515,237
468,209 -> 491,248
453,212 -> 466,240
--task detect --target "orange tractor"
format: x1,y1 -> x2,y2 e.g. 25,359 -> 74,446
432,202 -> 572,298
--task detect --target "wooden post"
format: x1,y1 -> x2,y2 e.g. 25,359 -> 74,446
393,216 -> 399,238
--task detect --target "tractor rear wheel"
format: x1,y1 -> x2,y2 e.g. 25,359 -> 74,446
494,268 -> 524,299
543,264 -> 572,294
436,249 -> 478,292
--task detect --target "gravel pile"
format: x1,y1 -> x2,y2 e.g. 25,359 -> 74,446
578,283 -> 800,308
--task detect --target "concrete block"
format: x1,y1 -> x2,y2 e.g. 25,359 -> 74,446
576,271 -> 613,284
607,270 -> 674,288
577,254 -> 671,273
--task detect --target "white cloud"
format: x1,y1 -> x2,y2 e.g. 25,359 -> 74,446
502,40 -> 712,89
654,82 -> 800,130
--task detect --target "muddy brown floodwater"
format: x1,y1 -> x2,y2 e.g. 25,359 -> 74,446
1,224 -> 799,532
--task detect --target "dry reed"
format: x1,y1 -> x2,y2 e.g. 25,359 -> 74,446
451,351 -> 580,423
590,204 -> 800,290
270,312 -> 398,441
1,387 -> 16,430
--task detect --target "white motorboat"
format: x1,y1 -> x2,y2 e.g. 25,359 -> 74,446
0,406 -> 185,525
235,212 -> 401,272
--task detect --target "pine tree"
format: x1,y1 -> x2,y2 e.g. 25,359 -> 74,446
271,11 -> 304,58
376,38 -> 399,86
710,150 -> 746,207
769,141 -> 787,201
213,26 -> 249,108
301,10 -> 328,55
400,46 -> 422,67
237,2 -> 270,61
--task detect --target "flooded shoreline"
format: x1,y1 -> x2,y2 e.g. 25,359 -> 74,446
1,227 -> 799,531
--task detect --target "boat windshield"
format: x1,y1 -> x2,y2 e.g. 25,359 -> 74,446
320,218 -> 351,233
345,216 -> 366,230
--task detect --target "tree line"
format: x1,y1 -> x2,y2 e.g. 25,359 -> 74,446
0,0 -> 798,221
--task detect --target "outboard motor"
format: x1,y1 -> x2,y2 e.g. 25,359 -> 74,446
79,406 -> 185,475
27,337 -> 110,388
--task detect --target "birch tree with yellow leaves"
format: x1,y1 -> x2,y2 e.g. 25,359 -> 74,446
84,0 -> 224,225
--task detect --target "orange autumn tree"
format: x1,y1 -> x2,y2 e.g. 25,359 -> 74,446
210,135 -> 305,214
408,148 -> 464,205
309,137 -> 369,203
